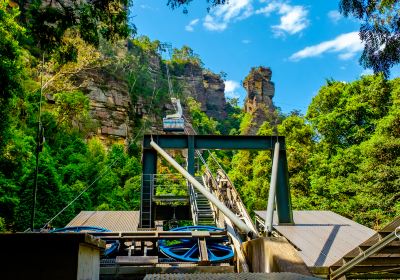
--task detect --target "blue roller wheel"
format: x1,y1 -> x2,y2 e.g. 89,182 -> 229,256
50,226 -> 119,257
50,226 -> 110,233
159,226 -> 234,262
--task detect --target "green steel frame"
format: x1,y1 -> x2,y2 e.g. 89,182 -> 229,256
140,135 -> 293,228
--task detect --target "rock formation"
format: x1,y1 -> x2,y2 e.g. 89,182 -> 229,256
242,66 -> 276,134
179,64 -> 227,121
73,59 -> 226,143
243,66 -> 275,113
79,68 -> 134,144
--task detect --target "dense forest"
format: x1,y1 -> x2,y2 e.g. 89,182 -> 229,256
0,0 -> 399,232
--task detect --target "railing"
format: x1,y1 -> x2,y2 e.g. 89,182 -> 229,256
188,182 -> 199,225
140,173 -> 189,227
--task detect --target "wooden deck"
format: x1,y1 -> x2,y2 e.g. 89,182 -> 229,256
255,210 -> 376,273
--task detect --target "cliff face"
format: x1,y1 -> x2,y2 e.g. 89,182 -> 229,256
76,68 -> 134,144
179,64 -> 227,121
202,71 -> 226,120
242,66 -> 276,134
76,59 -> 226,143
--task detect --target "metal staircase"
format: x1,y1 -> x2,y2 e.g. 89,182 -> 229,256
189,177 -> 215,226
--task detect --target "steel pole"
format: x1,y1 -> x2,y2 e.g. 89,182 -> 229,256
265,142 -> 280,234
150,140 -> 257,238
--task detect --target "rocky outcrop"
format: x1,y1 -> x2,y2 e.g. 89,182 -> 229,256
78,68 -> 134,143
73,55 -> 226,143
178,64 -> 227,121
242,66 -> 276,134
202,71 -> 226,120
243,66 -> 275,114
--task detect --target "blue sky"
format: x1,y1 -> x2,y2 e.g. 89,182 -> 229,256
130,0 -> 399,114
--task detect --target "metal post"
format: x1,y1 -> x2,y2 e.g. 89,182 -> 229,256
187,135 -> 195,176
276,149 -> 293,224
31,54 -> 45,231
265,142 -> 280,234
140,149 -> 157,228
150,140 -> 257,237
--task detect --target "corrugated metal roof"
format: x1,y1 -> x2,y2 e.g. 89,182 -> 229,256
255,210 -> 376,268
143,273 -> 319,280
66,211 -> 140,232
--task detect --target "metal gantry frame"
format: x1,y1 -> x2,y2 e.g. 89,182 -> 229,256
140,135 -> 293,229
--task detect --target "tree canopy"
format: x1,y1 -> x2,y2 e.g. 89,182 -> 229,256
339,0 -> 400,77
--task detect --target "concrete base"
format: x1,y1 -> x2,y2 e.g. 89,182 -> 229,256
0,233 -> 105,280
242,237 -> 311,276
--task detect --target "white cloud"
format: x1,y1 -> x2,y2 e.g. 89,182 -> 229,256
203,0 -> 253,31
202,0 -> 309,36
224,80 -> 241,99
328,10 -> 342,24
289,32 -> 364,61
242,39 -> 251,44
256,2 -> 309,36
185,18 -> 199,32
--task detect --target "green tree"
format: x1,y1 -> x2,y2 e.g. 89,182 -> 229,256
277,114 -> 314,208
187,97 -> 219,134
54,91 -> 90,128
339,0 -> 400,77
20,0 -> 132,54
0,1 -> 25,157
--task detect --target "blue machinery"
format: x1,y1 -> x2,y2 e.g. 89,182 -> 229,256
51,226 -> 119,257
159,226 -> 234,262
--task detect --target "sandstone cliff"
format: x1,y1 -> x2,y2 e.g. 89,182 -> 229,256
242,66 -> 276,134
75,54 -> 226,143
178,63 -> 226,121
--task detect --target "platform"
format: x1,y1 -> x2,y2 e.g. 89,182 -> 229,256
255,210 -> 376,275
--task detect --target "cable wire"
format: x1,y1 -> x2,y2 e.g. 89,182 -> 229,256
41,57 -> 161,230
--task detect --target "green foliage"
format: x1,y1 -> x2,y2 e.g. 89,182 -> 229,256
167,0 -> 227,11
226,75 -> 399,229
0,1 -> 25,156
54,91 -> 90,128
22,0 -> 132,53
239,112 -> 254,134
339,0 -> 400,77
303,75 -> 400,228
171,45 -> 202,66
0,217 -> 5,232
217,98 -> 243,135
187,97 -> 219,135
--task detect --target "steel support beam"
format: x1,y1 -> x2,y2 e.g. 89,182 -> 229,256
141,135 -> 293,227
265,142 -> 280,234
144,135 -> 286,150
187,135 -> 195,176
140,149 -> 157,228
276,149 -> 293,224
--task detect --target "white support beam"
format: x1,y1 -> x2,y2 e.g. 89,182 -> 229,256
150,140 -> 257,238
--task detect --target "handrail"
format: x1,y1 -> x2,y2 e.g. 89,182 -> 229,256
188,181 -> 199,225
